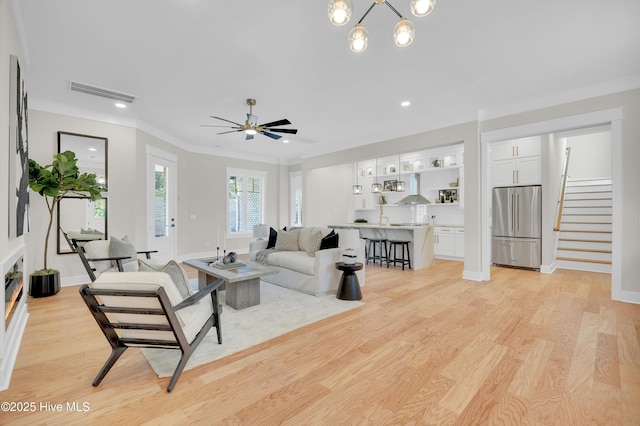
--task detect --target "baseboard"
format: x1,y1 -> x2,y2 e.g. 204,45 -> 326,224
61,274 -> 90,287
462,270 -> 484,281
612,289 -> 640,305
540,263 -> 556,274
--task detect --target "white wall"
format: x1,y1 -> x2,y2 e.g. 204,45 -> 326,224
541,134 -> 568,270
566,130 -> 611,179
25,110 -> 137,279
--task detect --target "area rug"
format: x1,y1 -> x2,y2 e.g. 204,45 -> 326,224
141,281 -> 363,377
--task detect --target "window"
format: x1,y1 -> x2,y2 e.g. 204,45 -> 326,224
227,168 -> 266,236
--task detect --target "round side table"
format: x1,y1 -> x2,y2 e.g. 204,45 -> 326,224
335,262 -> 363,300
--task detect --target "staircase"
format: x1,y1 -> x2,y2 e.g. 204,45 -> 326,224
555,178 -> 612,273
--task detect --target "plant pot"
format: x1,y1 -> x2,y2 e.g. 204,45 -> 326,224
29,271 -> 61,298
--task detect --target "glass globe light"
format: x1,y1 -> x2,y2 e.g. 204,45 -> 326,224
349,24 -> 369,52
393,18 -> 415,47
328,0 -> 353,26
410,0 -> 437,17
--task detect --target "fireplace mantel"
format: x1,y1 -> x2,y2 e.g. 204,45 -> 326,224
1,245 -> 29,391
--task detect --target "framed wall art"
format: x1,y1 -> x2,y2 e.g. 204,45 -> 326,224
8,55 -> 29,238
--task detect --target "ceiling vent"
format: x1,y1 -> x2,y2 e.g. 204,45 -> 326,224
69,80 -> 137,104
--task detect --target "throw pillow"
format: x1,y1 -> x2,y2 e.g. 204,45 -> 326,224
274,229 -> 300,251
319,230 -> 339,250
266,227 -> 278,249
139,259 -> 193,298
306,231 -> 324,257
109,236 -> 138,267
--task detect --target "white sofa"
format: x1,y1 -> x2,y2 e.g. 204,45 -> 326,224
249,227 -> 365,296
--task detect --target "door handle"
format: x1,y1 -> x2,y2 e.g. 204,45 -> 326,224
515,193 -> 519,231
170,218 -> 176,228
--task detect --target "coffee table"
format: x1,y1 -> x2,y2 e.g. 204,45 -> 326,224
184,258 -> 277,310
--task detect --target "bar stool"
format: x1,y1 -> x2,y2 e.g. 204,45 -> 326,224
361,237 -> 368,260
366,238 -> 388,267
388,240 -> 411,270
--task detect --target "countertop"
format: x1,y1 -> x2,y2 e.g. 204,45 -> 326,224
330,223 -> 463,229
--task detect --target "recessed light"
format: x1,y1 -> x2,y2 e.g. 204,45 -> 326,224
88,147 -> 97,152
282,139 -> 290,144
115,102 -> 127,108
400,100 -> 411,107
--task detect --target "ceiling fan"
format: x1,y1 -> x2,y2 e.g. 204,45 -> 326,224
202,98 -> 298,141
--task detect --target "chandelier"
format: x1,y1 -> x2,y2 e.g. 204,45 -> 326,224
328,0 -> 437,52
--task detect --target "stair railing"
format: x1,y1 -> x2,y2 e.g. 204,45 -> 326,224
554,147 -> 571,232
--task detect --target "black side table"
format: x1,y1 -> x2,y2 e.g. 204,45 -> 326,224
335,262 -> 363,300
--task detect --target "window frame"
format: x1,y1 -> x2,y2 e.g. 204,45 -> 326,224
226,168 -> 267,239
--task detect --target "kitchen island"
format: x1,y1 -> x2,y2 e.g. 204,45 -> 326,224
329,224 -> 434,270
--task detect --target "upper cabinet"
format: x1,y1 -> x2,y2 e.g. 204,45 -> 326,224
492,136 -> 541,187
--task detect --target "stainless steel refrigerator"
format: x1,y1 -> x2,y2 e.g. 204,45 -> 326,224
492,185 -> 542,269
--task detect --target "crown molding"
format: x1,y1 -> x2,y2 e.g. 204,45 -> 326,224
28,99 -> 289,165
478,73 -> 640,122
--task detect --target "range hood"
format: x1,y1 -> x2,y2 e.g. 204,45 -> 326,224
397,174 -> 431,205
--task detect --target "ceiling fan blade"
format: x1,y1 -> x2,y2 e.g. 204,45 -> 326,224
246,133 -> 254,141
247,113 -> 259,126
261,131 -> 282,140
265,128 -> 298,134
259,118 -> 291,128
210,116 -> 242,126
216,129 -> 242,135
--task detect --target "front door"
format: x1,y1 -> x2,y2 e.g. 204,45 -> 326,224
147,148 -> 177,263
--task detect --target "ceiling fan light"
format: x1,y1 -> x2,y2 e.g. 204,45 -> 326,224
349,24 -> 369,52
245,128 -> 257,135
328,0 -> 352,26
410,0 -> 437,17
393,18 -> 415,47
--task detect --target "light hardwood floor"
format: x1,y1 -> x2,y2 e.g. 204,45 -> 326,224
2,260 -> 639,425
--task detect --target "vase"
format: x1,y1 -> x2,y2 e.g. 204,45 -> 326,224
29,271 -> 61,298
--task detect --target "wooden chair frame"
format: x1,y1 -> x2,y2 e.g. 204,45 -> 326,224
61,227 -> 157,282
80,277 -> 224,392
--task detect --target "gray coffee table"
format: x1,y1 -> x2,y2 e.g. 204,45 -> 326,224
184,258 -> 277,310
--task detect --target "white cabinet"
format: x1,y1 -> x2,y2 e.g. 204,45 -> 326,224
492,136 -> 541,187
434,227 -> 455,257
492,137 -> 541,161
454,228 -> 465,258
434,226 -> 464,259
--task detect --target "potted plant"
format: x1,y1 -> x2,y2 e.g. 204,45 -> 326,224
28,150 -> 102,297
